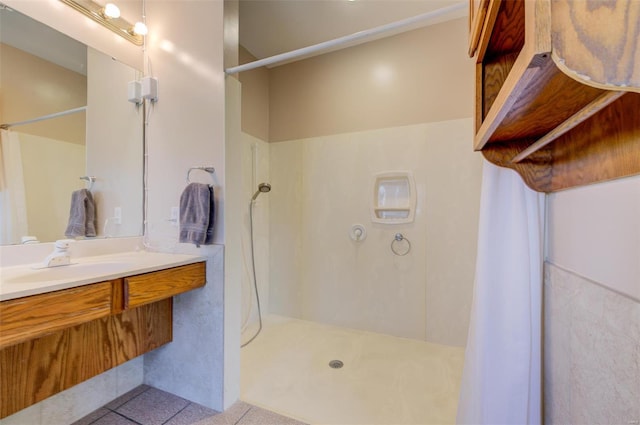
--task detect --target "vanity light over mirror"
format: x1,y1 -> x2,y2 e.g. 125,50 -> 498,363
0,5 -> 144,245
59,0 -> 146,46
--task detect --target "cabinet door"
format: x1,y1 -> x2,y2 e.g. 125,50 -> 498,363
468,0 -> 490,56
124,262 -> 206,309
0,281 -> 113,349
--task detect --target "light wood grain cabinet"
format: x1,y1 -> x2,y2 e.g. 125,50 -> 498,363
124,262 -> 206,309
470,0 -> 640,192
0,261 -> 206,419
0,281 -> 115,349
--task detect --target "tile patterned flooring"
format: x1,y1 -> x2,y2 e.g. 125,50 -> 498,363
72,385 -> 307,425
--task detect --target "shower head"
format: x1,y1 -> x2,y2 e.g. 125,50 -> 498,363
251,182 -> 271,202
258,182 -> 271,193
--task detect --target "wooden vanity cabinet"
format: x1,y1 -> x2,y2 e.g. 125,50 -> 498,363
0,262 -> 206,419
124,262 -> 206,309
469,0 -> 640,192
0,281 -> 115,349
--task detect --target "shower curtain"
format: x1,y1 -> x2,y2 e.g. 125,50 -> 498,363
457,160 -> 545,424
0,129 -> 29,244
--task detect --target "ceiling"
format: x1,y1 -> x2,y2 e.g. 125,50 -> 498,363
239,0 -> 468,61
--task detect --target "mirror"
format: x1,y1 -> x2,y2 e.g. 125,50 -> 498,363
0,5 -> 143,245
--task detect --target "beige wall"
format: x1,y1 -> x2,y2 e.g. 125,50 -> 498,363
546,175 -> 640,300
239,46 -> 269,141
20,133 -> 86,242
269,17 -> 473,142
224,0 -> 239,70
0,43 -> 86,144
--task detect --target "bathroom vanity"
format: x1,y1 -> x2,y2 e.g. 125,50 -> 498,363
0,256 -> 206,418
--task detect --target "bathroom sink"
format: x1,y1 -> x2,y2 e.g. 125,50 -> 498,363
0,250 -> 206,301
3,262 -> 133,284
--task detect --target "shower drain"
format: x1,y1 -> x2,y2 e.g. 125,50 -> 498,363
329,360 -> 344,369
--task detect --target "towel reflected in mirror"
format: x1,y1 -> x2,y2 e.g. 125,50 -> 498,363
64,188 -> 97,237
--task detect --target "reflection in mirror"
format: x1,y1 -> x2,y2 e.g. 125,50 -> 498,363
0,5 -> 143,245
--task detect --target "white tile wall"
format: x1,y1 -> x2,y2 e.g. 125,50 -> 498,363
268,118 -> 482,345
544,263 -> 640,424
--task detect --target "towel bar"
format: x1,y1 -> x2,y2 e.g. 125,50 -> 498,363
80,176 -> 96,191
186,166 -> 215,183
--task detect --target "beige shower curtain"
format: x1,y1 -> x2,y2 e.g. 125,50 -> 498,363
0,129 -> 29,244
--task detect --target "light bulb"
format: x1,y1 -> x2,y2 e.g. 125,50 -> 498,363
133,21 -> 148,35
103,3 -> 120,18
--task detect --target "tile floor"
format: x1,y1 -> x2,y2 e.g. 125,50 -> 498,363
241,315 -> 465,425
72,385 -> 306,425
74,315 -> 464,425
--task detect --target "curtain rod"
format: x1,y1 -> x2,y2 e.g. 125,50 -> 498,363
0,106 -> 87,130
225,2 -> 466,75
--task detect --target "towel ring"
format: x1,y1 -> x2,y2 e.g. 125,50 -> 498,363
80,176 -> 96,191
391,233 -> 411,256
187,166 -> 215,183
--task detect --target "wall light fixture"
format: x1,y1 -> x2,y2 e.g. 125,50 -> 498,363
133,21 -> 148,36
59,0 -> 144,46
102,3 -> 120,18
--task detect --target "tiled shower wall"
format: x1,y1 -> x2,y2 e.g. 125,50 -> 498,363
544,263 -> 640,423
268,118 -> 483,346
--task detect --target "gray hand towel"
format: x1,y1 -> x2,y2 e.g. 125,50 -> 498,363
204,185 -> 215,244
65,189 -> 97,237
180,183 -> 215,247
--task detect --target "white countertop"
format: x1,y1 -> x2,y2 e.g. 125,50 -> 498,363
0,251 -> 206,301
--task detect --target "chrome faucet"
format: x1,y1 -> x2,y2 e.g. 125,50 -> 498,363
43,240 -> 73,267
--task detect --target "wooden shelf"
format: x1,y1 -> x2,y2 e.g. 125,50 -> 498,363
471,0 -> 640,192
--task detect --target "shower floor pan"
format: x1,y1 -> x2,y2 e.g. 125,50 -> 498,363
241,315 -> 464,425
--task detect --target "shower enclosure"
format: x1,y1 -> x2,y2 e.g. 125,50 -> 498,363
236,118 -> 483,424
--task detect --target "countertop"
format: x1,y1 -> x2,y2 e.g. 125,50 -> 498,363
0,251 -> 206,301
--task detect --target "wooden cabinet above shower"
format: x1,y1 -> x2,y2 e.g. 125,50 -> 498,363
468,0 -> 640,192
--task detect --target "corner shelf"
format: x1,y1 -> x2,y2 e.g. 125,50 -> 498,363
469,0 -> 640,192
